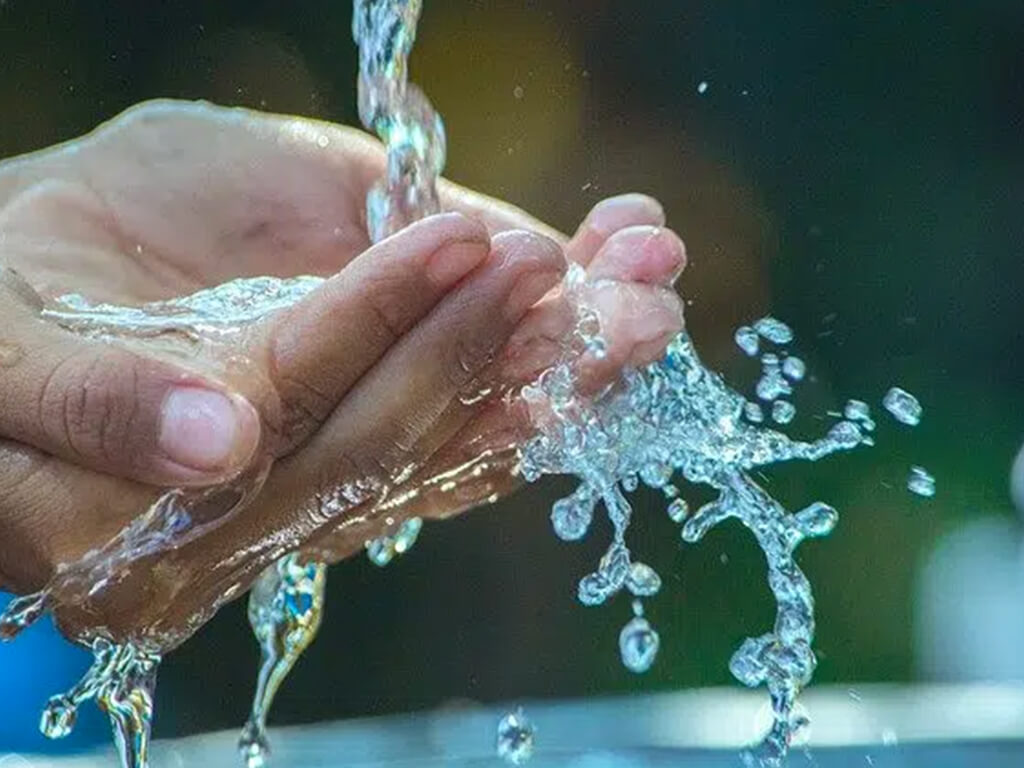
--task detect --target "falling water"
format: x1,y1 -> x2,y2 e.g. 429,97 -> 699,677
241,2 -> 445,762
238,555 -> 327,768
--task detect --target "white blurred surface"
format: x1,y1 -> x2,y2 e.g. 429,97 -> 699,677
12,684 -> 1024,767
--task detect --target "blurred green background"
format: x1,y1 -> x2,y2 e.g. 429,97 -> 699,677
1,0 -> 1022,755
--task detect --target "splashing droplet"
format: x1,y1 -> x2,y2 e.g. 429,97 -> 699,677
907,466 -> 935,497
883,387 -> 922,426
735,325 -> 759,356
782,356 -> 805,381
667,498 -> 689,523
496,708 -> 535,765
754,316 -> 793,345
772,400 -> 796,425
626,562 -> 662,596
619,615 -> 660,673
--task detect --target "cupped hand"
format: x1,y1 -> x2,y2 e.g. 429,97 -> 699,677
0,101 -> 686,645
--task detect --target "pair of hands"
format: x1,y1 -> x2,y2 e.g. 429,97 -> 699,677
0,101 -> 687,646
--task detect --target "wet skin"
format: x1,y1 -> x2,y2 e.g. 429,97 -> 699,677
0,101 -> 687,646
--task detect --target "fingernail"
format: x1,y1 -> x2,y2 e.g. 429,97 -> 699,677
159,387 -> 258,474
586,194 -> 665,237
426,238 -> 489,287
588,226 -> 686,283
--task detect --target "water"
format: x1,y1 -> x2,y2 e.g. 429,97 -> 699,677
238,554 -> 327,768
781,356 -> 805,381
883,387 -> 923,426
496,708 -> 536,765
516,315 -> 905,764
619,602 -> 661,674
734,326 -> 759,356
907,466 -> 936,498
771,400 -> 796,425
753,317 -> 793,345
365,517 -> 424,566
0,1 -> 932,766
39,639 -> 160,768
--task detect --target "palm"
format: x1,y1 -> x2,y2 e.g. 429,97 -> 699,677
0,102 -> 382,304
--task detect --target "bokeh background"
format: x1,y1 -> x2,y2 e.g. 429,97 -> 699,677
1,0 -> 1022,755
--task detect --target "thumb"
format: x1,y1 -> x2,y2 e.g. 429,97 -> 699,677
0,268 -> 261,487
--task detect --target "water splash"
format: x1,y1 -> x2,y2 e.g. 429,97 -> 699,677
496,707 -> 535,765
365,516 -> 424,566
882,386 -> 923,426
619,601 -> 660,674
907,466 -> 936,497
239,555 -> 327,768
0,3 -> 932,767
518,323 -> 882,763
41,639 -> 160,768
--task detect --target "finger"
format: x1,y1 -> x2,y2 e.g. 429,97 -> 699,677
577,282 -> 684,390
500,224 -> 685,384
302,229 -> 565,482
0,269 -> 262,488
255,212 -> 491,451
585,225 -> 686,286
565,194 -> 666,267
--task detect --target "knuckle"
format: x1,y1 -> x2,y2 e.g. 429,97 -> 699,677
39,348 -> 139,466
361,271 -> 413,345
273,371 -> 335,445
443,335 -> 495,390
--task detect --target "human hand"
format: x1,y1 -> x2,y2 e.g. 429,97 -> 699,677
0,101 -> 686,645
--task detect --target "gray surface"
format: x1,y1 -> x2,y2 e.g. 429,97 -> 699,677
15,684 -> 1024,767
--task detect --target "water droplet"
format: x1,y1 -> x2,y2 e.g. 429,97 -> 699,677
667,498 -> 689,523
795,502 -> 838,537
697,80 -> 709,94
626,562 -> 662,596
882,387 -> 922,426
619,616 -> 660,673
744,401 -> 764,423
756,370 -> 792,401
392,517 -> 422,554
587,336 -> 608,359
40,696 -> 76,738
772,400 -> 796,425
551,493 -> 594,541
754,316 -> 793,344
239,721 -> 270,768
513,85 -> 524,99
881,728 -> 898,746
782,356 -> 805,381
907,466 -> 935,497
734,325 -> 759,356
365,537 -> 395,566
496,708 -> 534,765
